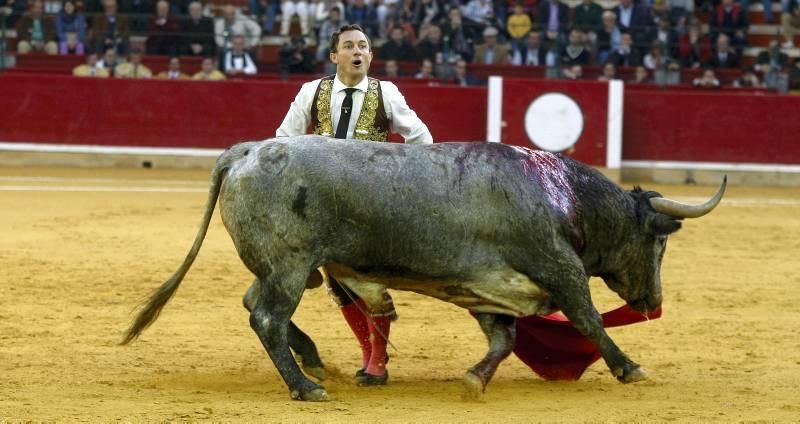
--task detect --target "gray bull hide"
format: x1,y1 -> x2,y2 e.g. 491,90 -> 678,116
122,136 -> 726,401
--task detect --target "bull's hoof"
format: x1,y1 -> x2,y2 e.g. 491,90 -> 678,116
461,372 -> 485,402
615,366 -> 648,384
303,365 -> 327,381
291,387 -> 330,402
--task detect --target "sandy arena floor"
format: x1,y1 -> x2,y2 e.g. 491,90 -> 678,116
1,166 -> 799,422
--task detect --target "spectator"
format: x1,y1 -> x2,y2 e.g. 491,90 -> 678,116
506,2 -> 532,52
538,0 -> 569,43
472,26 -> 511,65
379,25 -> 417,62
595,11 -> 622,64
484,7 -> 511,42
146,0 -> 179,55
560,28 -> 590,66
215,4 -> 261,54
281,0 -> 311,36
346,0 -> 378,38
789,58 -> 800,90
741,0 -> 774,25
632,64 -> 649,83
223,34 -> 258,75
118,0 -> 151,35
678,20 -> 711,68
441,7 -> 478,62
415,0 -> 444,29
597,62 -> 616,80
382,58 -> 402,77
56,0 -> 86,47
709,33 -> 739,68
374,0 -> 395,36
59,31 -> 84,54
414,58 -> 436,79
643,41 -> 673,70
612,0 -> 653,53
115,48 -> 152,78
249,0 -> 280,35
96,46 -> 120,75
561,64 -> 583,79
573,0 -> 603,34
1,0 -> 29,27
653,17 -> 679,60
512,30 -> 554,66
72,52 -> 110,77
607,31 -> 642,67
732,66 -> 763,88
90,0 -> 130,55
180,1 -> 215,57
462,0 -> 492,25
415,23 -> 445,64
279,35 -> 315,74
446,58 -> 480,86
313,0 -> 346,30
781,0 -> 800,48
316,6 -> 346,62
193,56 -> 226,80
756,40 -> 789,73
15,0 -> 58,54
665,0 -> 693,29
692,67 -> 720,88
709,0 -> 747,48
393,0 -> 418,37
155,56 -> 190,79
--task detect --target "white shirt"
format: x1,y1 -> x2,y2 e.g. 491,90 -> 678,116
224,51 -> 257,75
277,75 -> 433,144
618,6 -> 633,28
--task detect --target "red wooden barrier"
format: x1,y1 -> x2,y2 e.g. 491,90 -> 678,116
0,73 -> 485,148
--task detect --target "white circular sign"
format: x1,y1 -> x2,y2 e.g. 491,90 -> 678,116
524,93 -> 584,152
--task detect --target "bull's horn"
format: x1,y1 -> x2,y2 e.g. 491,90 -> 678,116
649,176 -> 727,218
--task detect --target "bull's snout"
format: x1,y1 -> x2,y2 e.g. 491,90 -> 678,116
629,292 -> 662,314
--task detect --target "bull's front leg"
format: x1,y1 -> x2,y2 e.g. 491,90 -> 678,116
249,271 -> 329,401
243,278 -> 326,381
547,270 -> 647,383
463,313 -> 516,400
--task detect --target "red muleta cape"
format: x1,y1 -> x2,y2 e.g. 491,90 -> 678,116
514,305 -> 662,380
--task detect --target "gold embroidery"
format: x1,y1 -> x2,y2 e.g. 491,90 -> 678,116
313,79 -> 334,137
353,78 -> 388,142
314,77 -> 387,141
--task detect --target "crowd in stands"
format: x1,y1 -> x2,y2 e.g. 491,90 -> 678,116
2,0 -> 800,89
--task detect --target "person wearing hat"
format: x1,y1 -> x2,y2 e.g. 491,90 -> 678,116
473,26 -> 512,65
274,24 -> 432,387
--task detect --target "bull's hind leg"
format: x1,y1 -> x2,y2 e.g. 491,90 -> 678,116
244,278 -> 326,381
463,313 -> 516,400
249,271 -> 329,401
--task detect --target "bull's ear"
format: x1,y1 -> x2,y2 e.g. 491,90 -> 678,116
648,213 -> 682,235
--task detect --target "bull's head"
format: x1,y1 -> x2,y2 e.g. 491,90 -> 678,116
600,177 -> 727,314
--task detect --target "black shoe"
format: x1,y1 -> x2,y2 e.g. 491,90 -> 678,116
356,370 -> 389,386
354,353 -> 389,377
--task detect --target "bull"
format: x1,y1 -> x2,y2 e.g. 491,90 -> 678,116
122,136 -> 726,401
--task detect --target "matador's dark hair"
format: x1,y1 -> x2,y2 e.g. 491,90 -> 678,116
329,24 -> 372,53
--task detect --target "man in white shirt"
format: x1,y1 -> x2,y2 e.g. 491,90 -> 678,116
276,24 -> 432,386
223,35 -> 258,76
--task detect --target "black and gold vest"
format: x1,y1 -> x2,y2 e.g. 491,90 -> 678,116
310,75 -> 390,142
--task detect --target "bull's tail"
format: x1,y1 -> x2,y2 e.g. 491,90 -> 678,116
121,144 -> 248,345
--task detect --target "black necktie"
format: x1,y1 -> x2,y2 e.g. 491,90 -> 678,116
335,88 -> 357,139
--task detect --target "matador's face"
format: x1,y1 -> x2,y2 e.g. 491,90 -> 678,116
331,30 -> 373,83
